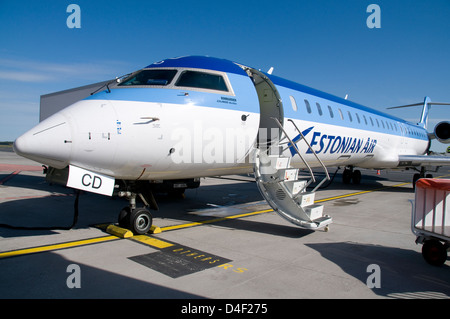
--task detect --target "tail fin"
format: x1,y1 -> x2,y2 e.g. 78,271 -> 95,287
418,96 -> 431,129
387,96 -> 450,130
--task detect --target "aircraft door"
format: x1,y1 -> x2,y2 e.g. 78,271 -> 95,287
246,68 -> 283,148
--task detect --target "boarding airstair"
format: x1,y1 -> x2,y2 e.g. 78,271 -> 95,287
253,118 -> 333,230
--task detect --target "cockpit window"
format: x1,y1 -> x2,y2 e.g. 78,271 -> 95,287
175,70 -> 228,92
118,69 -> 177,86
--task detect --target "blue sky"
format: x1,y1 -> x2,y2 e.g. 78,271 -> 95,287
1,0 -> 449,151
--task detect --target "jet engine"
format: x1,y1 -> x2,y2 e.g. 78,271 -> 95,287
434,121 -> 450,143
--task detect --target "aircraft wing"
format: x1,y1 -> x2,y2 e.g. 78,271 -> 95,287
398,155 -> 450,167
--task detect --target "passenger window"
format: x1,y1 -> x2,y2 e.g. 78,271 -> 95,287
376,119 -> 380,127
347,111 -> 353,122
370,117 -> 374,126
338,108 -> 344,120
290,96 -> 297,111
119,69 -> 177,86
363,115 -> 368,125
316,103 -> 323,116
328,105 -> 334,118
304,99 -> 312,114
356,113 -> 361,123
176,70 -> 228,91
381,120 -> 385,129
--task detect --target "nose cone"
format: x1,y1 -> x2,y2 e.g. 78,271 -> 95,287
14,113 -> 72,169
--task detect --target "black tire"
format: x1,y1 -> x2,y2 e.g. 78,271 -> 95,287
422,239 -> 447,266
352,170 -> 362,185
130,208 -> 153,235
343,169 -> 352,184
118,206 -> 131,229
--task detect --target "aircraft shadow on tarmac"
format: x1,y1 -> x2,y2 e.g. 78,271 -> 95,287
0,180 -> 314,239
0,250 -> 204,299
305,241 -> 450,298
0,170 -> 415,238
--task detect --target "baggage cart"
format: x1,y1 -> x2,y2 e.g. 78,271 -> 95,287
411,178 -> 449,266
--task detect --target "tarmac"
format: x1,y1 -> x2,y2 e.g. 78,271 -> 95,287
0,146 -> 449,302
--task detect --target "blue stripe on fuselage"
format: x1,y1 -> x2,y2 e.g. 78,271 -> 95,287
271,76 -> 428,141
269,74 -> 403,121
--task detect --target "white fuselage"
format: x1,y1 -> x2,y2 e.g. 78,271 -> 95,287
14,56 -> 429,182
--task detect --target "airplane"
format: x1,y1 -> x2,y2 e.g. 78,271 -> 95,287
13,55 -> 450,235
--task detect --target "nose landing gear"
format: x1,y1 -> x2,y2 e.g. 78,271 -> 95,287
117,190 -> 157,235
118,206 -> 153,235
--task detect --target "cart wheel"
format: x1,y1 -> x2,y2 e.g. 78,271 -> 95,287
422,239 -> 447,266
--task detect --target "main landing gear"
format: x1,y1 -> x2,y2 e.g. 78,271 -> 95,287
341,166 -> 436,189
342,167 -> 361,185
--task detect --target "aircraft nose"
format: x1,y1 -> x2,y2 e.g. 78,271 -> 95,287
14,113 -> 72,169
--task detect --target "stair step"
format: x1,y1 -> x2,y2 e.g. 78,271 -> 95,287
272,156 -> 290,169
304,204 -> 324,220
283,180 -> 307,196
253,134 -> 332,231
278,168 -> 298,181
311,215 -> 333,229
295,191 -> 315,207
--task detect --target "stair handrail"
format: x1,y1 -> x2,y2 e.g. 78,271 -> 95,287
287,119 -> 330,192
270,117 -> 316,183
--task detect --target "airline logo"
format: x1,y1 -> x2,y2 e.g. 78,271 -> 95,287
290,127 -> 377,156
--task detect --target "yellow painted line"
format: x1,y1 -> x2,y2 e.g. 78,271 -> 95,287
4,176 -> 448,259
157,179 -> 422,232
315,182 -> 410,203
131,235 -> 174,249
0,235 -> 119,259
315,174 -> 450,204
160,209 -> 273,232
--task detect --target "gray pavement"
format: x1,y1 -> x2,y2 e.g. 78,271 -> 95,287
0,148 -> 449,301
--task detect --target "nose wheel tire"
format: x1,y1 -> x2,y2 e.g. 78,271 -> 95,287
118,206 -> 153,235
